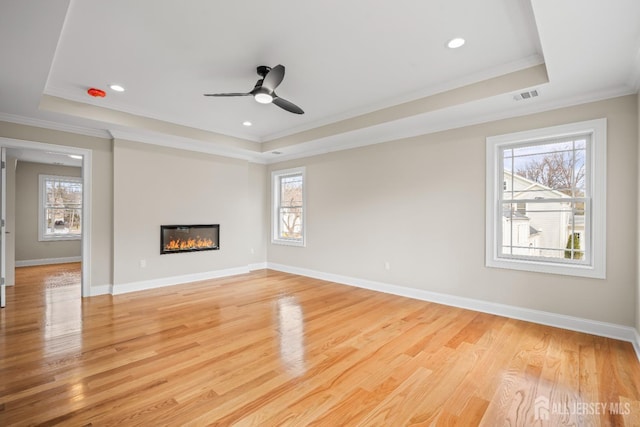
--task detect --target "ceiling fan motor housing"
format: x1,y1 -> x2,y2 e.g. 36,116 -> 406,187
257,65 -> 271,78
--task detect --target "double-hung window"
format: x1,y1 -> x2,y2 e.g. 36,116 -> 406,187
39,174 -> 83,241
272,167 -> 306,246
486,119 -> 606,278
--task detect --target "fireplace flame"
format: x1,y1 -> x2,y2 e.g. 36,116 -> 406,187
164,236 -> 215,251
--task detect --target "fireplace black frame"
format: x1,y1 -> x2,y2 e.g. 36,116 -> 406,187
160,224 -> 220,254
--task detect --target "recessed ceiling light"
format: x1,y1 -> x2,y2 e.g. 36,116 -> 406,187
446,37 -> 466,49
242,121 -> 252,127
109,84 -> 125,92
68,154 -> 83,160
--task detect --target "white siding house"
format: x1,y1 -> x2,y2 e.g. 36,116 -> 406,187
502,171 -> 583,259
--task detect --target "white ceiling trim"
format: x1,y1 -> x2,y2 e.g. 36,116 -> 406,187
43,54 -> 544,145
263,84 -> 637,164
108,129 -> 267,164
262,54 -> 545,142
0,111 -> 111,139
2,84 -> 633,167
44,85 -> 262,143
39,94 -> 260,152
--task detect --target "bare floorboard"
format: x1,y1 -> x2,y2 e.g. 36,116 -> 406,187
1,264 -> 639,425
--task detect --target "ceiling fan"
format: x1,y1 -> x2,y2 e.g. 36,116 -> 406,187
204,64 -> 304,114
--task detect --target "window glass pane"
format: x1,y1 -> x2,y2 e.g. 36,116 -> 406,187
46,208 -> 82,236
279,207 -> 302,239
42,176 -> 82,238
506,139 -> 587,197
274,170 -> 304,244
500,201 -> 584,261
280,175 -> 303,208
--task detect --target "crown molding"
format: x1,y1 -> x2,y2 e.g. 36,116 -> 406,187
261,63 -> 549,153
263,54 -> 545,142
264,85 -> 636,164
43,86 -> 261,143
43,55 -> 544,146
3,83 -> 633,167
108,129 -> 268,164
0,112 -> 111,139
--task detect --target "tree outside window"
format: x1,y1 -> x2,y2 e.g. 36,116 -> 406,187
39,175 -> 82,241
272,167 -> 305,246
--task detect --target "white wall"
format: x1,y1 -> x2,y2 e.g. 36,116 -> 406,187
112,139 -> 265,286
15,161 -> 82,262
268,95 -> 638,327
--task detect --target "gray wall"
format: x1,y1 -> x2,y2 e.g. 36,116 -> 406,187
15,161 -> 82,262
248,162 -> 268,265
268,95 -> 638,327
112,139 -> 265,285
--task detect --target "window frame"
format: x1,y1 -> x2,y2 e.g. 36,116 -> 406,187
485,118 -> 606,279
38,174 -> 83,242
271,167 -> 306,247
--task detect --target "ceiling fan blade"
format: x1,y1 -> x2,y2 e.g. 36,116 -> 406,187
273,96 -> 304,114
203,92 -> 251,97
262,65 -> 285,92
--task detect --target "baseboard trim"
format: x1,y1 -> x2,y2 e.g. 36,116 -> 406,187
88,284 -> 112,297
16,256 -> 82,267
267,263 -> 640,358
634,330 -> 640,362
112,266 -> 250,295
249,262 -> 268,271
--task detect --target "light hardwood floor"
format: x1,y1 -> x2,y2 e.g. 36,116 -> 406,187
1,264 -> 639,425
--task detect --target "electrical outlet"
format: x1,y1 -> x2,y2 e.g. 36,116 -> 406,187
384,261 -> 391,271
139,259 -> 146,268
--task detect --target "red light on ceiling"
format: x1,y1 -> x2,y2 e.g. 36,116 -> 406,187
87,88 -> 106,98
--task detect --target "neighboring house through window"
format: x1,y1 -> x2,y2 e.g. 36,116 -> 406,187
486,119 -> 606,278
272,167 -> 306,246
39,174 -> 83,241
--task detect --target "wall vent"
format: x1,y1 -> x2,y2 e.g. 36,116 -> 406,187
513,89 -> 539,101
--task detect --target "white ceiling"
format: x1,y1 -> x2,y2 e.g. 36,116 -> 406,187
0,0 -> 638,163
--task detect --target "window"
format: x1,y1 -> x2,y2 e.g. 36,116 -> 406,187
272,167 -> 305,246
39,174 -> 82,241
486,119 -> 606,278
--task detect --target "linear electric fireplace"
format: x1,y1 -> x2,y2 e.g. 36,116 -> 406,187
160,224 -> 220,254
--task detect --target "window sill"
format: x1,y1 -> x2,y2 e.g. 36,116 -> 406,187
486,256 -> 605,279
39,235 -> 82,242
271,238 -> 305,247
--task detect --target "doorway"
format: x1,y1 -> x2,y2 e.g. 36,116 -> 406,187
0,137 -> 91,306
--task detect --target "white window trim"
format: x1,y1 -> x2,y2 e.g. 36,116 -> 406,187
272,167 -> 306,247
485,118 -> 606,279
38,174 -> 83,242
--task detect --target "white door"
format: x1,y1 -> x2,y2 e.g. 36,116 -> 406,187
1,147 -> 6,307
